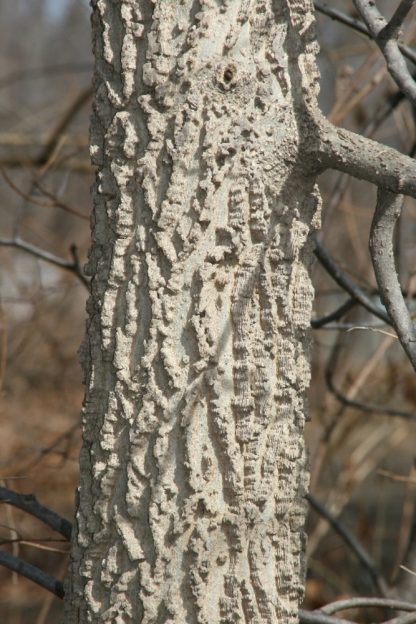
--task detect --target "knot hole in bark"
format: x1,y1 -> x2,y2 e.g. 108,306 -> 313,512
223,65 -> 235,83
216,63 -> 238,91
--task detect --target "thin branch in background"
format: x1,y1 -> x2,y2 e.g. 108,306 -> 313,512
311,298 -> 356,328
353,0 -> 416,105
369,189 -> 416,371
36,86 -> 92,168
0,166 -> 88,220
306,493 -> 389,597
315,322 -> 395,332
0,550 -> 64,598
299,610 -> 356,624
378,469 -> 416,484
381,0 -> 415,41
309,333 -> 396,492
314,2 -> 369,38
320,597 -> 416,615
346,326 -> 397,338
325,356 -> 416,421
314,2 -> 416,65
5,423 -> 80,477
0,86 -> 92,173
314,239 -> 390,324
0,537 -> 69,554
0,155 -> 92,173
0,486 -> 72,540
0,236 -> 89,288
329,57 -> 386,127
34,180 -> 88,220
365,87 -> 410,137
0,63 -> 92,91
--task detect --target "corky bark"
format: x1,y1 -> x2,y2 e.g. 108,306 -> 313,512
64,1 -> 416,623
64,1 -> 321,622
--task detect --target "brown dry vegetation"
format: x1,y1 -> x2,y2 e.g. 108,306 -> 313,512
0,1 -> 416,622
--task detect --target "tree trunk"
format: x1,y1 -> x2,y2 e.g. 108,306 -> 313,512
64,1 -> 322,622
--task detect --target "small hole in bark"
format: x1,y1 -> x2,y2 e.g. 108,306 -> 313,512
223,65 -> 236,84
215,63 -> 237,90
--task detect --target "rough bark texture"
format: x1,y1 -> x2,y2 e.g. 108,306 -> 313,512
64,1 -> 321,622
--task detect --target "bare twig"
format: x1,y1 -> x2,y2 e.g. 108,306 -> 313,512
381,0 -> 415,41
314,2 -> 416,65
37,87 -> 92,168
0,486 -> 72,540
34,180 -> 88,220
314,322 -> 393,331
0,63 -> 92,91
385,613 -> 416,624
0,550 -> 64,598
306,493 -> 389,597
5,423 -> 80,476
0,166 -> 88,220
353,0 -> 416,105
369,189 -> 416,371
314,2 -> 369,36
0,538 -> 69,554
326,360 -> 416,421
321,597 -> 416,615
0,236 -> 89,288
311,299 -> 356,328
36,557 -> 69,624
299,611 -> 356,624
314,239 -> 390,324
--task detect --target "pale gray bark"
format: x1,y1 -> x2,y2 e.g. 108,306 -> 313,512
64,1 -> 320,622
63,1 -> 416,623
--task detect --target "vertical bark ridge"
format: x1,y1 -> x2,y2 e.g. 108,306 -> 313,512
65,1 -> 321,622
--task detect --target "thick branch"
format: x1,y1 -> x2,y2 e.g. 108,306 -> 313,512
0,550 -> 64,598
369,190 -> 416,370
317,120 -> 416,198
0,486 -> 72,540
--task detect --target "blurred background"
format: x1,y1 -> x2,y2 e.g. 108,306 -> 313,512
0,1 -> 415,622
